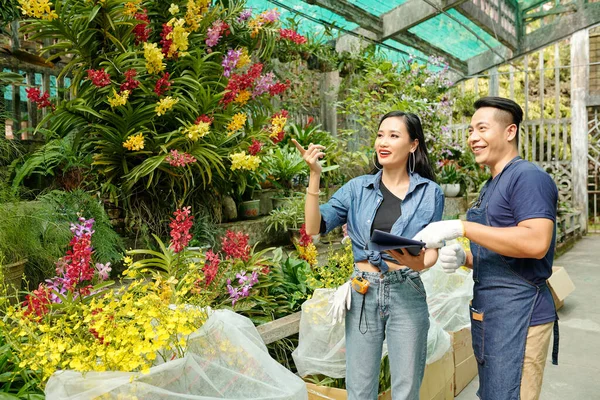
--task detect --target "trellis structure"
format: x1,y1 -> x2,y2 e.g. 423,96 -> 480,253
247,0 -> 600,238
246,0 -> 600,80
243,0 -> 600,236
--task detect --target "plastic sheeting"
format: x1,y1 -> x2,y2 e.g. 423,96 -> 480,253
45,310 -> 308,400
426,318 -> 452,365
292,289 -> 346,378
292,270 -> 468,377
421,259 -> 474,333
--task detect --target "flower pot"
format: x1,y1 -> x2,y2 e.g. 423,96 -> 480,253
238,199 -> 261,219
1,259 -> 27,300
441,183 -> 461,198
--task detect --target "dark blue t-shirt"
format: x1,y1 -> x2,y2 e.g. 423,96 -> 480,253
484,158 -> 558,326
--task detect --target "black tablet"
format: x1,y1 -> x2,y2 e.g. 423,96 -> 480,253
368,229 -> 426,256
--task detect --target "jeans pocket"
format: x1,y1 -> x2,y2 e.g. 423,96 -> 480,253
406,276 -> 427,299
470,306 -> 484,363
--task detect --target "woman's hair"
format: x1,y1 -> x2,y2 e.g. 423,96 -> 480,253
373,111 -> 436,182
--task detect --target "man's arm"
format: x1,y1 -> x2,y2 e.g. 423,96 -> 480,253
464,218 -> 554,259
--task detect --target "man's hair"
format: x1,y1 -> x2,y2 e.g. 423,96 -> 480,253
474,97 -> 523,146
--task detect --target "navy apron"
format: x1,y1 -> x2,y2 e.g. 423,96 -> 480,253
467,157 -> 555,400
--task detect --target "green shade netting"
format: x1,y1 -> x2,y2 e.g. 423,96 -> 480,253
409,9 -> 502,61
246,1 -> 504,63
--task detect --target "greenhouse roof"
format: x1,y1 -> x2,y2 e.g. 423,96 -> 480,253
246,0 -> 600,79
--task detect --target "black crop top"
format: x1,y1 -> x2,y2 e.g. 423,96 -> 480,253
319,182 -> 403,235
370,182 -> 402,235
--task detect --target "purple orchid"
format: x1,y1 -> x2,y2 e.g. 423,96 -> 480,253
250,271 -> 259,285
252,72 -> 275,98
237,9 -> 252,22
236,271 -> 249,285
222,49 -> 241,77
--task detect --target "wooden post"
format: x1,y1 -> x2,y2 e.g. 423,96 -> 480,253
539,51 -> 545,162
555,43 -> 561,160
11,68 -> 21,139
509,65 -> 515,100
25,71 -> 36,140
489,67 -> 500,96
524,54 -> 530,120
10,21 -> 21,138
319,70 -> 340,136
570,29 -> 589,232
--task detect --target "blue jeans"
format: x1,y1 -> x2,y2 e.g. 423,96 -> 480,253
345,266 -> 429,400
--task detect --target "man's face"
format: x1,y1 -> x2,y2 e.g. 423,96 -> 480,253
468,107 -> 515,167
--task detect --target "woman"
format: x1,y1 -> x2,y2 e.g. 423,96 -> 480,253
293,111 -> 444,400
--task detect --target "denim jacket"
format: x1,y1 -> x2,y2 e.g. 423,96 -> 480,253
320,170 -> 444,272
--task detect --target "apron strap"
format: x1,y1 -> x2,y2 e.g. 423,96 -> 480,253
552,319 -> 559,365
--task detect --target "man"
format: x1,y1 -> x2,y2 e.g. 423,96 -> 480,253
414,97 -> 558,400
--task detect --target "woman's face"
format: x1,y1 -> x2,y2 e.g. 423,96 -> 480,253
375,116 -> 418,169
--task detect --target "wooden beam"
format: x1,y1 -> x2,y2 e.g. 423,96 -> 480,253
522,0 -> 567,14
336,27 -> 378,53
587,94 -> 600,107
381,0 -> 467,40
320,71 -> 340,136
0,53 -> 59,75
307,0 -> 468,73
570,29 -> 589,232
304,0 -> 383,35
457,0 -> 518,50
461,3 -> 600,80
488,67 -> 499,96
466,46 -> 513,77
524,4 -> 578,22
522,4 -> 600,54
256,311 -> 301,345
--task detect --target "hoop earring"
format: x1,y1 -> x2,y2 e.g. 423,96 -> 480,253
409,152 -> 415,174
373,153 -> 382,170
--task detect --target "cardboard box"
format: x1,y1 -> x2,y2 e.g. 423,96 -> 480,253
305,349 -> 454,400
305,383 -> 391,400
419,348 -> 454,400
547,266 -> 575,310
451,328 -> 478,396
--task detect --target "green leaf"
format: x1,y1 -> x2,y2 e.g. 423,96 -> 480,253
0,393 -> 21,400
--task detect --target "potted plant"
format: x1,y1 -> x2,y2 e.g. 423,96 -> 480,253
229,149 -> 268,220
235,177 -> 262,220
264,145 -> 308,207
439,161 -> 461,197
0,201 -> 44,295
0,258 -> 27,300
265,195 -> 306,241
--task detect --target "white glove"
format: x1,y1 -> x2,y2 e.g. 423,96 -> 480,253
413,220 -> 465,249
439,243 -> 467,274
327,281 -> 352,325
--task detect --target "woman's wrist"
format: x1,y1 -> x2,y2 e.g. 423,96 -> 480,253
308,171 -> 321,189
